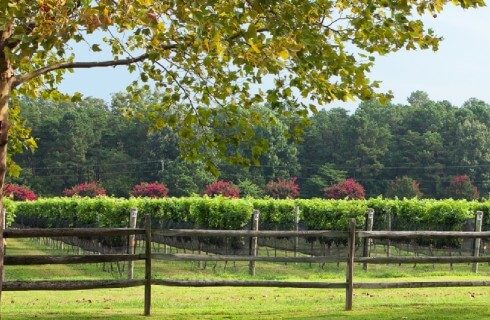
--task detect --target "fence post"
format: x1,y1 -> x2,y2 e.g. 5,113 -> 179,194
345,218 -> 356,311
249,210 -> 260,276
0,208 -> 5,301
362,209 -> 374,271
293,206 -> 300,258
472,211 -> 483,273
144,214 -> 152,316
128,208 -> 138,280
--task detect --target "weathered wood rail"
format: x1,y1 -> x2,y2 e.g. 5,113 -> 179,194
153,229 -> 348,237
1,214 -> 489,316
5,254 -> 144,265
4,279 -> 146,291
357,230 -> 490,239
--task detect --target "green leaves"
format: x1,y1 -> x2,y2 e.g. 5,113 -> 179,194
70,92 -> 83,102
11,196 -> 488,232
91,44 -> 102,52
3,0 -> 486,177
6,96 -> 37,177
9,0 -> 482,106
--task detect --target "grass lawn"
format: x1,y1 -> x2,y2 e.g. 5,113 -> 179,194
1,238 -> 489,319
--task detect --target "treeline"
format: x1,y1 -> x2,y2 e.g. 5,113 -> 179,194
10,91 -> 490,199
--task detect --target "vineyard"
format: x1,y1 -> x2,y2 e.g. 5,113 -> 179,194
3,197 -> 488,264
6,197 -> 489,231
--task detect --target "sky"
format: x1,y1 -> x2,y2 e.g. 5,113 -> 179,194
58,5 -> 490,112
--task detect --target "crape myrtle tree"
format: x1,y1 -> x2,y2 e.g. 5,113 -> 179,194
0,0 -> 485,295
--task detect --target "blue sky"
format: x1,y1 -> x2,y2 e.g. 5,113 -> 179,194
58,5 -> 490,111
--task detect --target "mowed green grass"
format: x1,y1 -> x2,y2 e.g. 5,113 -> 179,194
3,285 -> 490,320
1,238 -> 489,319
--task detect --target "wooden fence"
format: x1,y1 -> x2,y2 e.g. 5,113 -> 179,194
1,215 -> 489,315
146,208 -> 486,264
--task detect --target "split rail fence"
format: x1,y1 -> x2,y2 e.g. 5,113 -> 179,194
1,213 -> 489,315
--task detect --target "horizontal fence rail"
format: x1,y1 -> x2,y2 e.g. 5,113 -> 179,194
152,253 -> 490,265
354,281 -> 490,289
152,253 -> 345,263
5,279 -> 487,292
155,229 -> 348,237
358,230 -> 490,239
151,279 -> 490,289
5,254 -> 144,265
356,256 -> 490,264
152,279 -> 347,288
3,280 -> 146,291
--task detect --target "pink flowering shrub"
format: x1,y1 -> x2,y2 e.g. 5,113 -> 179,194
446,175 -> 479,200
131,182 -> 169,198
63,182 -> 107,197
3,183 -> 37,201
264,177 -> 300,199
204,180 -> 240,198
324,178 -> 365,199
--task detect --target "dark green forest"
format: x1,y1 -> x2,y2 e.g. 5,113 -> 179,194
10,91 -> 490,199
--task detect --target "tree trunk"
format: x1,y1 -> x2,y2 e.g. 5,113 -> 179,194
0,51 -> 13,302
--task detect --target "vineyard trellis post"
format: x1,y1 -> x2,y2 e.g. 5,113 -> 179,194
128,208 -> 138,280
472,211 -> 483,273
249,210 -> 260,276
363,209 -> 374,271
293,206 -> 300,258
386,213 -> 392,257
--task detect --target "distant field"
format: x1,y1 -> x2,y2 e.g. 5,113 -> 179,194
1,238 -> 489,319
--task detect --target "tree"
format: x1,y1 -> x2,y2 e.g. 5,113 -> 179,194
298,109 -> 351,191
385,176 -> 422,199
446,175 -> 479,200
160,159 -> 214,197
63,181 -> 107,197
324,179 -> 365,200
264,177 -> 300,199
131,182 -> 168,198
238,179 -> 264,198
208,104 -> 301,180
11,97 -> 111,195
3,183 -> 36,201
2,0 -> 484,188
302,163 -> 347,198
204,180 -> 240,198
0,0 -> 485,295
346,102 -> 393,196
407,90 -> 430,107
387,99 -> 452,197
448,102 -> 490,194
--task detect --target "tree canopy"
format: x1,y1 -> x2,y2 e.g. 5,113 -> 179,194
11,92 -> 490,199
1,0 -> 485,173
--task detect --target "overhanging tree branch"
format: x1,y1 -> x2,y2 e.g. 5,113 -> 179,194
12,24 -> 268,89
12,53 -> 149,87
12,43 -> 177,87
